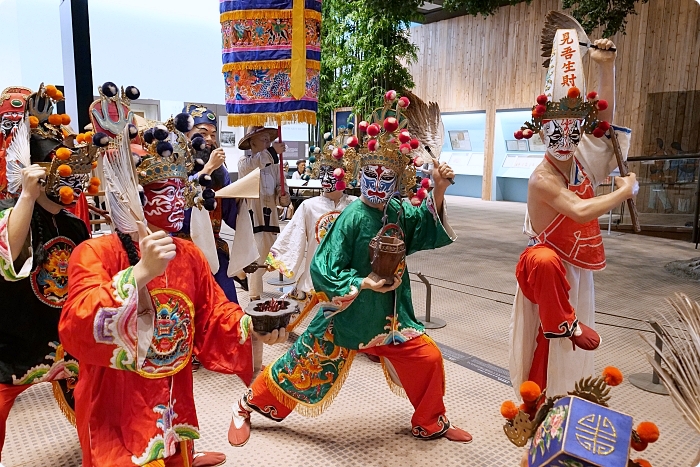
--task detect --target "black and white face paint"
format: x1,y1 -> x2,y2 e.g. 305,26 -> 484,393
318,165 -> 336,193
542,119 -> 582,161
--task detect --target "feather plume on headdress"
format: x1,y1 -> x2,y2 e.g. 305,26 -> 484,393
642,294 -> 700,443
99,124 -> 145,234
402,91 -> 444,165
5,118 -> 31,195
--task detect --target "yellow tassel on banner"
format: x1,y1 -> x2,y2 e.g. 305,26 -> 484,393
291,0 -> 306,100
222,60 -> 320,73
305,9 -> 322,22
143,460 -> 166,467
220,9 -> 293,22
263,351 -> 357,418
51,381 -> 76,427
228,110 -> 317,128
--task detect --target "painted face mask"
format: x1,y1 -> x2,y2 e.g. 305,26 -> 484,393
318,165 -> 337,193
543,119 -> 582,161
360,164 -> 396,204
143,179 -> 186,232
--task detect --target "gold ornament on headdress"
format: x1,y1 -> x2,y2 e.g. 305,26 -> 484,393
136,118 -> 194,186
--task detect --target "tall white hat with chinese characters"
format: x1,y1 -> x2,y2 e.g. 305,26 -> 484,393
543,29 -> 585,100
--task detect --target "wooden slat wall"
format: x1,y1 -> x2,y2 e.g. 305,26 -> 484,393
408,0 -> 700,199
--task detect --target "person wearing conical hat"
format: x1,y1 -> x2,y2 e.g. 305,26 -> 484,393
236,126 -> 291,302
59,83 -> 287,467
509,32 -> 638,398
228,92 -> 473,448
0,83 -> 95,460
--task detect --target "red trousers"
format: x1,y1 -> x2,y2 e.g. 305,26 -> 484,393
0,383 -> 29,461
516,245 -> 576,391
248,334 -> 449,438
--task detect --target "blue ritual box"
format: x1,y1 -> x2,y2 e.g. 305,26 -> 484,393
528,396 -> 633,467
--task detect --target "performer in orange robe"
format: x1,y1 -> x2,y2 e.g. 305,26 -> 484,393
60,82 -> 286,467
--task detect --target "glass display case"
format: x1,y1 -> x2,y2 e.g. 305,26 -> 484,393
439,111 -> 487,198
492,109 -> 545,202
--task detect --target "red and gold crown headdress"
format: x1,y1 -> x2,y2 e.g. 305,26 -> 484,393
351,91 -> 427,202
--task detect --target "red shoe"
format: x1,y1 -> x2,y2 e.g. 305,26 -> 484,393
192,451 -> 226,467
444,426 -> 473,444
570,323 -> 601,351
228,400 -> 252,447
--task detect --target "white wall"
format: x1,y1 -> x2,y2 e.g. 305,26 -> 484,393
0,0 -> 225,105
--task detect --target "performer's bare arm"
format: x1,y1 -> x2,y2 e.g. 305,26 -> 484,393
7,165 -> 45,261
431,160 -> 454,219
530,169 -> 636,225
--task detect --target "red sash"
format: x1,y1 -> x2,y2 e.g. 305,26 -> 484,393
534,157 -> 606,271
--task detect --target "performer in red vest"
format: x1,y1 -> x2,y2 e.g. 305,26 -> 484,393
509,31 -> 638,397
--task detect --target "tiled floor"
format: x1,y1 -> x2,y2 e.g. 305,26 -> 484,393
4,196 -> 700,466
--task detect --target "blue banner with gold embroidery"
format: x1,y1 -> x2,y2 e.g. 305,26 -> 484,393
220,0 -> 321,127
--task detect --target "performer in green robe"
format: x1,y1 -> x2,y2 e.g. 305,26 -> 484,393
227,92 -> 473,447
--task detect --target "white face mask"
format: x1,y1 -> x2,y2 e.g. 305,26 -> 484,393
543,119 -> 582,161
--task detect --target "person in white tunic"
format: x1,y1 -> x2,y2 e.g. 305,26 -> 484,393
236,126 -> 291,301
509,31 -> 638,398
267,134 -> 357,331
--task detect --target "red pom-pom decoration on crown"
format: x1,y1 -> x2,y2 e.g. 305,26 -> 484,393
536,94 -> 548,105
597,99 -> 609,111
367,123 -> 380,137
358,121 -> 369,133
567,87 -> 581,99
367,139 -> 378,152
383,117 -> 399,133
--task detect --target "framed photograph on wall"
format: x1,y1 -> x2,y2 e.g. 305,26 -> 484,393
528,133 -> 546,152
449,130 -> 472,151
332,107 -> 354,137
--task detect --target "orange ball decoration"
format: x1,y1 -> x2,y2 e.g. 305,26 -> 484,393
54,90 -> 64,100
61,114 -> 71,125
29,116 -> 39,128
57,164 -> 73,177
91,161 -> 98,169
636,422 -> 659,443
500,400 -> 519,420
45,84 -> 58,96
633,459 -> 652,467
55,147 -> 72,161
48,114 -> 63,126
59,186 -> 74,204
602,366 -> 623,386
567,86 -> 581,99
89,177 -> 100,186
519,381 -> 541,403
87,185 -> 99,195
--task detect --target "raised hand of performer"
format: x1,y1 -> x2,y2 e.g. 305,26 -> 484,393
132,221 -> 177,287
431,159 -> 455,216
614,171 -> 638,199
202,148 -> 227,175
361,274 -> 402,293
271,141 -> 286,155
8,164 -> 47,261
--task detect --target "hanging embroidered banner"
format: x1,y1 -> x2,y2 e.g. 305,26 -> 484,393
220,0 -> 321,127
